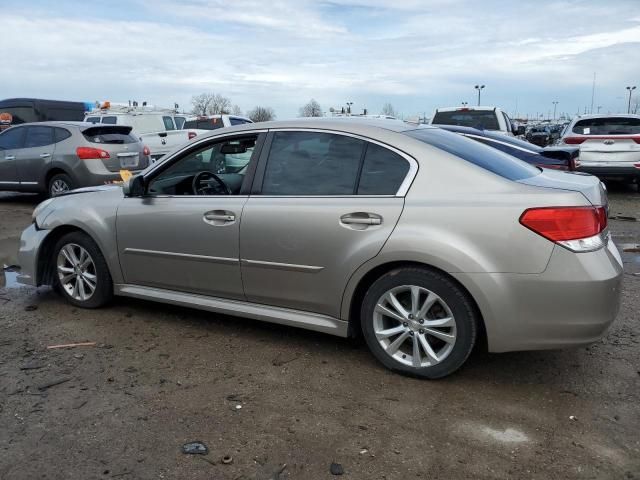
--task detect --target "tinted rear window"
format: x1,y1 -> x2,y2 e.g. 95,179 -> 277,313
83,127 -> 137,144
184,119 -> 224,130
432,110 -> 499,130
405,128 -> 540,181
572,117 -> 640,135
229,117 -> 252,126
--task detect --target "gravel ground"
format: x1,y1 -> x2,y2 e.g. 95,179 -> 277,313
0,185 -> 639,480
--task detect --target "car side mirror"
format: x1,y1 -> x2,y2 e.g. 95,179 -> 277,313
123,175 -> 145,197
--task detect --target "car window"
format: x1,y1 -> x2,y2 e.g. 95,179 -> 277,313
174,116 -> 185,129
54,127 -> 72,143
357,143 -> 410,195
229,117 -> 252,126
25,126 -> 53,148
162,116 -> 176,131
432,110 -> 500,130
184,118 -> 224,130
85,117 -> 100,124
405,128 -> 540,181
0,127 -> 26,149
101,116 -> 117,125
148,135 -> 258,195
572,117 -> 640,135
261,131 -> 365,196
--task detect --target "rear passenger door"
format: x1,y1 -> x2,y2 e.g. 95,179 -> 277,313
16,126 -> 56,189
240,129 -> 415,318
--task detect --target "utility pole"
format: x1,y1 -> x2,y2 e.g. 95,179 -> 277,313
626,86 -> 636,114
474,85 -> 485,106
552,101 -> 558,121
590,72 -> 596,113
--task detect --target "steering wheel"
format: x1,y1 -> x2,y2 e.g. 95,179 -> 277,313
192,171 -> 232,195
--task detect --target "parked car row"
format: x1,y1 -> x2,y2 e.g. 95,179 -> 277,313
17,118 -> 622,378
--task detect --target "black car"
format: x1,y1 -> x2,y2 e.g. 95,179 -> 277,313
435,125 -> 579,171
526,125 -> 552,147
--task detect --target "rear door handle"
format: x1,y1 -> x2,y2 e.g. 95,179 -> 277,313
40,153 -> 51,158
203,210 -> 236,225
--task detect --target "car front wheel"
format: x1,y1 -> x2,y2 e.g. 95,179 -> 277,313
53,232 -> 113,308
361,267 -> 478,379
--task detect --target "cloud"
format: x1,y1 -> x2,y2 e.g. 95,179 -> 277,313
0,0 -> 638,118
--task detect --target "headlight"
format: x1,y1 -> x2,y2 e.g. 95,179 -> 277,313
32,198 -> 55,224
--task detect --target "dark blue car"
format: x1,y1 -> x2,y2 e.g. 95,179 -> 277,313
434,124 -> 579,171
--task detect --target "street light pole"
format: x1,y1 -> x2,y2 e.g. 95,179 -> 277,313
346,102 -> 353,115
474,85 -> 485,106
626,86 -> 636,114
552,101 -> 558,121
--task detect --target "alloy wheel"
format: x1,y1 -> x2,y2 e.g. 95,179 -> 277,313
372,285 -> 457,368
50,179 -> 70,196
56,243 -> 97,301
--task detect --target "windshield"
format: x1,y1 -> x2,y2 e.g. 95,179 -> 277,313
405,128 -> 540,181
432,110 -> 499,130
572,117 -> 640,135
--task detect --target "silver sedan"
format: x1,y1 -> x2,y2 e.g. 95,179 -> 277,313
17,119 -> 623,378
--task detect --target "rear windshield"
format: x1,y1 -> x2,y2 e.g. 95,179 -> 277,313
229,117 -> 252,126
405,128 -> 540,181
572,117 -> 640,135
83,127 -> 137,144
432,110 -> 499,130
184,119 -> 224,130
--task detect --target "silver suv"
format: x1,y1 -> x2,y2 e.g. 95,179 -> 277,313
0,122 -> 150,197
17,119 -> 623,378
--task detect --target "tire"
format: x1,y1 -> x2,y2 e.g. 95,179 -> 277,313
52,231 -> 113,308
48,173 -> 74,197
360,267 -> 478,379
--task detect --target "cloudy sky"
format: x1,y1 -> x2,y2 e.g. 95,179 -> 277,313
1,0 -> 639,119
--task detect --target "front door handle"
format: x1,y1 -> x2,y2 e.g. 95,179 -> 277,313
340,212 -> 383,229
5,155 -> 15,160
40,153 -> 51,158
203,210 -> 236,226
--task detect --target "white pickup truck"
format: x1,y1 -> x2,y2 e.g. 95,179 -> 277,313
430,106 -> 524,136
85,107 -> 198,161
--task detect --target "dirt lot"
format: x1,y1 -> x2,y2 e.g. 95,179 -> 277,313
1,186 -> 639,480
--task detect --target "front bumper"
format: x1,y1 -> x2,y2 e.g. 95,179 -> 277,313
17,223 -> 52,286
455,239 -> 624,352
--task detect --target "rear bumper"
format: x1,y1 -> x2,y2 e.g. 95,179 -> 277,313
577,164 -> 639,180
16,223 -> 51,286
455,239 -> 623,352
74,159 -> 147,186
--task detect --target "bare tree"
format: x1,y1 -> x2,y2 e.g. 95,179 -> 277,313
247,106 -> 276,123
299,99 -> 323,117
381,103 -> 397,117
231,104 -> 243,116
190,92 -> 233,115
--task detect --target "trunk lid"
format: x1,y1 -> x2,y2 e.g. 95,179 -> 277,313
81,125 -> 149,172
517,170 -> 607,207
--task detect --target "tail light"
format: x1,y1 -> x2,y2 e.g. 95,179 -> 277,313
143,145 -> 150,156
563,137 -> 586,145
519,206 -> 607,252
188,131 -> 197,140
634,163 -> 640,169
76,147 -> 110,160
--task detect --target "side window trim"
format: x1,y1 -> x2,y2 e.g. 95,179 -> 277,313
252,128 -> 418,197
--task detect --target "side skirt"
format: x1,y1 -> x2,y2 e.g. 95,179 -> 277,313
114,284 -> 349,337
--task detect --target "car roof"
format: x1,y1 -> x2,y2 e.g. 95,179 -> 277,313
198,117 -> 434,136
434,106 -> 500,112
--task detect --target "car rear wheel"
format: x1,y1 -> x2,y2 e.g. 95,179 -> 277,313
48,173 -> 73,197
361,267 -> 478,379
53,232 -> 113,308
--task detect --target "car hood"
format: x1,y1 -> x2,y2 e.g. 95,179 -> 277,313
58,184 -> 122,196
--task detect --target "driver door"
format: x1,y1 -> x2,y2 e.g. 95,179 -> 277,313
116,132 -> 264,300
